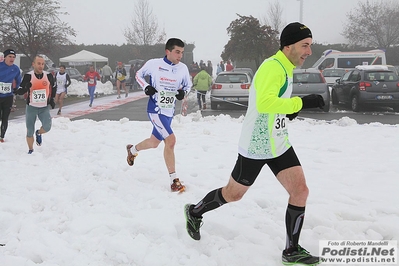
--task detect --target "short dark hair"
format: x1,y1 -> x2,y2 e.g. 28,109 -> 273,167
60,64 -> 66,69
165,38 -> 184,51
33,55 -> 45,62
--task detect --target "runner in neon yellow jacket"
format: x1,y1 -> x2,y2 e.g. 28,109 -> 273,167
238,50 -> 302,159
185,22 -> 325,266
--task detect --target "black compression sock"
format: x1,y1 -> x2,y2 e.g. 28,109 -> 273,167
191,188 -> 227,217
285,204 -> 305,251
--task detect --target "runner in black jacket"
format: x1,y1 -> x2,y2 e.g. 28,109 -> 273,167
14,55 -> 56,154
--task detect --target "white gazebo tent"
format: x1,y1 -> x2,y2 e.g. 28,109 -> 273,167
59,50 -> 108,69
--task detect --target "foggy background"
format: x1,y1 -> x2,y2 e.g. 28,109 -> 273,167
57,0 -> 351,64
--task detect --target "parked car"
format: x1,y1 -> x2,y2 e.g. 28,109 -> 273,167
231,67 -> 254,79
322,68 -> 347,87
210,71 -> 252,109
50,67 -> 84,82
331,65 -> 399,112
292,68 -> 330,112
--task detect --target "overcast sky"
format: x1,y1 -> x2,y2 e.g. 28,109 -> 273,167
58,0 -> 361,64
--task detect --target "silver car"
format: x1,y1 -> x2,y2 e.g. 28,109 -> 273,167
231,67 -> 254,79
210,71 -> 251,109
322,68 -> 347,86
292,68 -> 330,112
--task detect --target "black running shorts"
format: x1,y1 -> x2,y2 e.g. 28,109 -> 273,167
231,147 -> 301,186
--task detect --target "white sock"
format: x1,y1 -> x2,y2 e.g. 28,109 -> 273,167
130,145 -> 138,154
169,172 -> 177,183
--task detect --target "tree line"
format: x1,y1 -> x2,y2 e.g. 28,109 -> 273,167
45,43 -> 195,71
1,0 -> 399,72
225,0 -> 399,69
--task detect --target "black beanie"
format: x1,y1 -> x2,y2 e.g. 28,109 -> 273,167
280,22 -> 312,49
3,49 -> 16,57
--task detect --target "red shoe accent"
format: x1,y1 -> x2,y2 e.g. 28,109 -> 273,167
126,144 -> 138,166
171,178 -> 185,192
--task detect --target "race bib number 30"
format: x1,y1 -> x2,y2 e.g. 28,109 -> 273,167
0,82 -> 12,94
158,90 -> 175,109
273,114 -> 288,138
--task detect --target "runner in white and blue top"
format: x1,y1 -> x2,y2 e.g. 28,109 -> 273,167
127,38 -> 192,193
136,54 -> 192,118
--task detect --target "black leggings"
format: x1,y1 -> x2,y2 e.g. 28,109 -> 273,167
0,96 -> 13,138
197,91 -> 206,105
231,147 -> 301,186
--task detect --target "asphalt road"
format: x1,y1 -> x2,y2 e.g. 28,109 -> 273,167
10,94 -> 399,125
296,107 -> 399,125
70,97 -> 399,125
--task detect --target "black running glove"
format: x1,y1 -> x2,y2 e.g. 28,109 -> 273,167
301,94 -> 325,109
49,98 -> 55,109
286,112 -> 299,121
176,89 -> 185,100
14,82 -> 32,95
144,85 -> 157,96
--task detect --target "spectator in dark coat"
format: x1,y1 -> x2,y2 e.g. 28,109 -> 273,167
220,60 -> 225,71
206,60 -> 213,77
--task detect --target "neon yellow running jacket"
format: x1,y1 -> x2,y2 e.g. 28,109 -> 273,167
238,50 -> 303,159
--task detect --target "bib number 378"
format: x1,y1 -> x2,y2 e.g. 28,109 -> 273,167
32,89 -> 47,104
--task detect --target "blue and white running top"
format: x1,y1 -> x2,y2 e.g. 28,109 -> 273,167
136,56 -> 192,117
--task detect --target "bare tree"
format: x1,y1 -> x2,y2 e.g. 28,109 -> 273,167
0,0 -> 76,61
124,0 -> 166,46
342,0 -> 399,50
261,0 -> 285,34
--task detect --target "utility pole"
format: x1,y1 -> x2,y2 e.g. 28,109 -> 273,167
297,0 -> 303,23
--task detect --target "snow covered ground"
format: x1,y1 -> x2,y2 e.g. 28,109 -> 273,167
67,79 -> 115,96
0,82 -> 398,265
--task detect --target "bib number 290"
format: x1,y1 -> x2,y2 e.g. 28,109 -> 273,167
158,90 -> 176,109
160,95 -> 175,105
